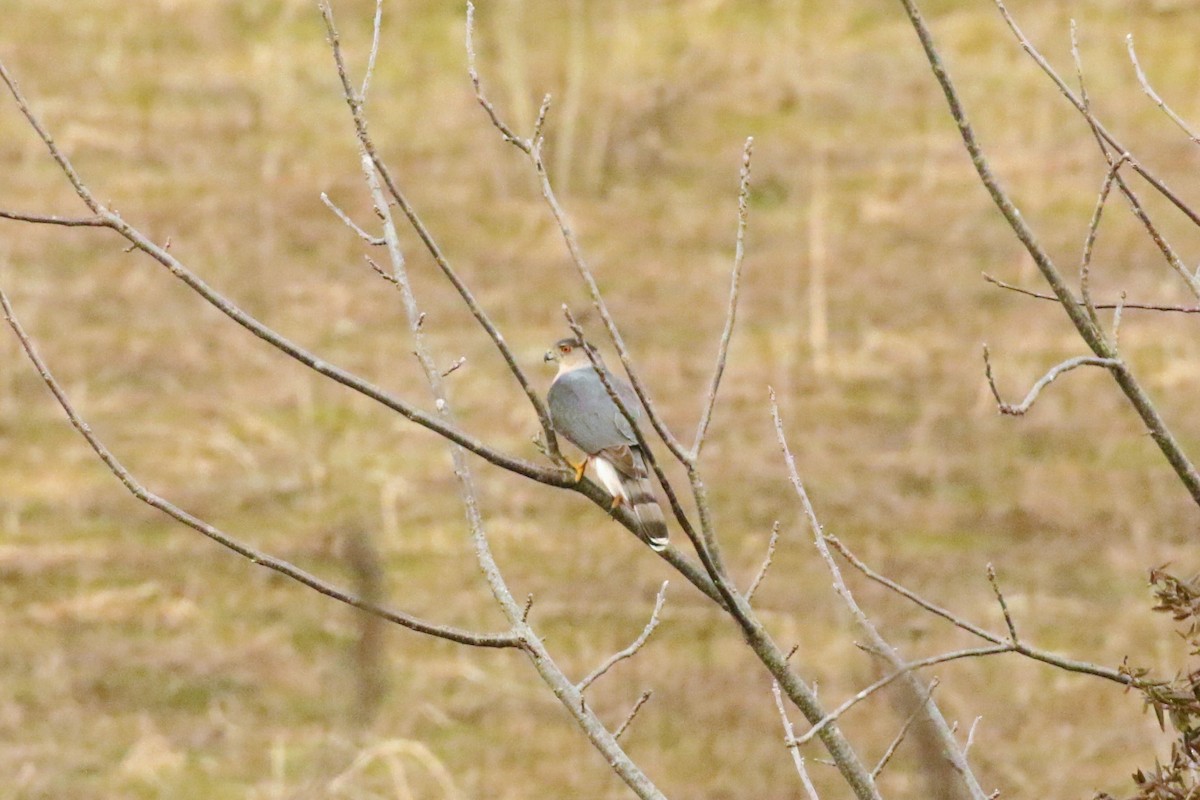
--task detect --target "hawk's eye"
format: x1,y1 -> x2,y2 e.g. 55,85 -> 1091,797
559,344 -> 571,354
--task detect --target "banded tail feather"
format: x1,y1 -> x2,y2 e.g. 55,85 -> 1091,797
594,445 -> 668,551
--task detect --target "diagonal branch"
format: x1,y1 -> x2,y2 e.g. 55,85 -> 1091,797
896,0 -> 1200,508
578,581 -> 668,693
0,288 -> 522,650
692,136 -> 754,461
322,5 -> 665,797
772,682 -> 822,800
746,521 -> 781,603
320,191 -> 385,246
1077,152 -> 1129,331
872,679 -> 940,779
772,389 -> 988,800
981,346 -> 1120,417
1126,33 -> 1200,146
321,1 -> 562,464
1067,24 -> 1200,304
464,3 -> 690,468
989,0 -> 1200,229
613,690 -> 653,741
827,535 -> 1137,687
790,650 -> 1006,749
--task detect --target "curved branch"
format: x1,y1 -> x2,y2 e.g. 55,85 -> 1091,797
981,346 -> 1120,416
1126,34 -> 1200,146
989,0 -> 1200,229
896,0 -> 1200,509
0,288 -> 522,650
827,535 -> 1136,687
578,581 -> 668,692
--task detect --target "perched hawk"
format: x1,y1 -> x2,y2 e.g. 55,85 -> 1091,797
544,338 -> 668,551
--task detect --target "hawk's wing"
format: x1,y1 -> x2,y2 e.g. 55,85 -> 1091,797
548,367 -> 640,455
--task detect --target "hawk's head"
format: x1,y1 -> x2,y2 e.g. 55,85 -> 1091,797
544,337 -> 592,371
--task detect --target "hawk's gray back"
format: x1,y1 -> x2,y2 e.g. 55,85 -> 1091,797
547,366 -> 639,454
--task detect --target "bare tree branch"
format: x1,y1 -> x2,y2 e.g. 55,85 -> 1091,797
322,6 -> 666,796
692,136 -> 753,461
772,389 -> 988,800
1068,23 -> 1200,303
464,4 -> 690,468
0,288 -> 523,649
578,581 -> 668,693
746,521 -> 781,603
963,716 -> 983,758
320,2 -> 563,465
892,0 -> 1200,506
986,564 -> 1019,644
614,691 -> 653,741
981,346 -> 1119,417
359,0 -> 383,103
791,649 -> 1006,748
1126,33 -> 1200,145
872,679 -> 941,779
982,273 -> 1199,313
772,682 -> 822,800
320,191 -> 385,246
989,0 -> 1200,229
0,209 -> 107,227
1077,152 -> 1129,331
827,535 -> 1136,687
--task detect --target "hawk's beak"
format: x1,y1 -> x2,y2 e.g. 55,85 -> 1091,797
543,350 -> 556,363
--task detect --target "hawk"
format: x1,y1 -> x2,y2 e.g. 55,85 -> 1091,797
544,337 -> 668,551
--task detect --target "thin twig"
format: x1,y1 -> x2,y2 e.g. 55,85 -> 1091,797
872,679 -> 940,779
982,273 -> 1200,314
614,691 -> 653,741
963,716 -> 983,758
986,564 -> 1018,644
827,535 -> 1136,686
1068,22 -> 1200,303
1112,291 -> 1127,348
1,288 -> 522,649
982,345 -> 1119,417
359,0 -> 383,103
771,389 -> 986,799
0,209 -> 107,227
323,8 -> 665,797
692,136 -> 753,461
464,3 -> 689,468
989,0 -> 1200,228
321,192 -> 385,246
746,521 -> 781,603
772,682 -> 822,800
1077,153 -> 1129,332
791,648 -> 1007,748
898,0 -> 1200,503
441,356 -> 467,377
578,582 -> 668,692
321,1 -> 563,463
1127,33 -> 1200,145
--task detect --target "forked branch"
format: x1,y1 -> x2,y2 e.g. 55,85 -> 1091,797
981,345 -> 1120,417
0,289 -> 522,650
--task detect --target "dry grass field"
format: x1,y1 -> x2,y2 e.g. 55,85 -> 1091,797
3,0 -> 1200,797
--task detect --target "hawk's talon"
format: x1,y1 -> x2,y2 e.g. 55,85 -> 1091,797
610,494 -> 624,511
570,457 -> 588,484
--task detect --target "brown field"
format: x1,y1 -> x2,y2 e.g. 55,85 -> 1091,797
3,0 -> 1200,797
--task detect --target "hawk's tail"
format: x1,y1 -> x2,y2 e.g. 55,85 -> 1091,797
624,450 -> 668,552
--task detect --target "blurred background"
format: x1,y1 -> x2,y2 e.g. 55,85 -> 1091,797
2,0 -> 1200,797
